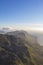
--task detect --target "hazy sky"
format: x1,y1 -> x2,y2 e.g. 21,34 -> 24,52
0,0 -> 43,26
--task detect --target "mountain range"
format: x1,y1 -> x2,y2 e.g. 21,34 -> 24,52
0,30 -> 43,65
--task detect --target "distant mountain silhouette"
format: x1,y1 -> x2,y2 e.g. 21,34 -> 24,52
0,30 -> 5,34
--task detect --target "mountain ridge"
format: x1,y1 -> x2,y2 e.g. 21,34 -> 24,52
0,31 -> 43,65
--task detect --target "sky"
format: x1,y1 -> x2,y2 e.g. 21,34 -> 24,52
0,0 -> 43,30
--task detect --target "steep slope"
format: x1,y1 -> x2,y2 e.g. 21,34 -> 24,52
0,31 -> 43,65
